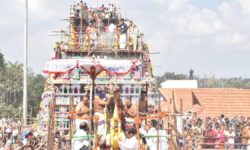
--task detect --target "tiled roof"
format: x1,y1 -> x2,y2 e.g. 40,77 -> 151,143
159,88 -> 250,117
159,89 -> 194,113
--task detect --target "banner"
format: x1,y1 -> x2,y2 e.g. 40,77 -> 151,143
43,59 -> 76,73
98,59 -> 136,75
43,59 -> 141,75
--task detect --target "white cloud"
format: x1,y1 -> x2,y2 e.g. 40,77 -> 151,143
239,0 -> 250,15
166,0 -> 193,12
1,0 -> 250,77
144,0 -> 250,76
147,0 -> 166,5
219,2 -> 232,13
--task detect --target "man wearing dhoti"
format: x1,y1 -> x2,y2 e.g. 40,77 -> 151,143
118,19 -> 128,49
138,91 -> 148,127
124,98 -> 137,128
128,21 -> 138,50
93,95 -> 108,145
75,95 -> 90,131
86,20 -> 98,48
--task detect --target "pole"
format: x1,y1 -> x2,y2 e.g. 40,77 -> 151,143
80,10 -> 83,48
47,95 -> 56,150
145,82 -> 149,123
157,95 -> 160,150
89,77 -> 95,150
23,0 -> 28,126
69,96 -> 74,149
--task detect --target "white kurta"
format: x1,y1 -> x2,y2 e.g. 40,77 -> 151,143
146,127 -> 157,150
159,129 -> 169,150
108,23 -> 116,33
72,130 -> 89,150
139,128 -> 147,136
119,34 -> 127,49
119,136 -> 139,150
146,128 -> 169,150
225,131 -> 235,145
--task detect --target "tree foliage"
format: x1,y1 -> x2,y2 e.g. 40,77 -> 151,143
156,71 -> 250,89
0,52 -> 46,117
199,77 -> 250,88
0,51 -> 5,70
155,72 -> 189,87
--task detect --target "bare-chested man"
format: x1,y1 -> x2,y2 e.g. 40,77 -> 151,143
138,91 -> 148,127
124,98 -> 137,121
94,95 -> 110,145
75,95 -> 90,130
138,91 -> 148,116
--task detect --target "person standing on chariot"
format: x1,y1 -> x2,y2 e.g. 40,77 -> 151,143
86,20 -> 98,48
75,95 -> 90,131
138,91 -> 148,126
137,33 -> 144,51
107,87 -> 125,131
108,21 -> 119,50
124,98 -> 137,128
118,18 -> 128,49
106,87 -> 126,149
128,21 -> 137,50
93,95 -> 109,145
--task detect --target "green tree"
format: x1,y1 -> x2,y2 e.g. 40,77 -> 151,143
0,51 -> 5,69
156,72 -> 188,87
157,71 -> 250,89
0,53 -> 46,117
0,51 -> 6,88
28,74 -> 46,116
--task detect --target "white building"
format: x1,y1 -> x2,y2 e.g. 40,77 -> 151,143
161,80 -> 198,88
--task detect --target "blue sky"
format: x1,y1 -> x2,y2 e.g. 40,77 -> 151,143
1,0 -> 250,78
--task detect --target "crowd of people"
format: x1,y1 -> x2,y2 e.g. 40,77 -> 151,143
72,87 -> 168,150
181,113 -> 250,150
53,2 -> 148,59
72,86 -> 250,150
0,118 -> 40,150
2,99 -> 250,150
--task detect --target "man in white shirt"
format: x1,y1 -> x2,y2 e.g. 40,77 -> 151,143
158,128 -> 169,150
5,124 -> 12,138
12,126 -> 19,143
224,127 -> 235,150
72,122 -> 89,150
119,128 -> 139,150
145,120 -> 170,150
146,120 -> 158,150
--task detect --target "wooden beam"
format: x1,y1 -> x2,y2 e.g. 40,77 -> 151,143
47,95 -> 56,150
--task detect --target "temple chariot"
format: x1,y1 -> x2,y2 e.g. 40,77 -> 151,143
34,1 -> 166,150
